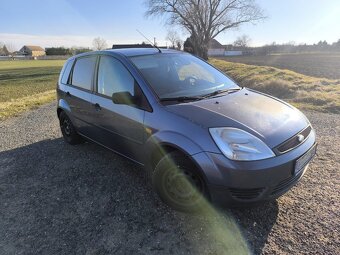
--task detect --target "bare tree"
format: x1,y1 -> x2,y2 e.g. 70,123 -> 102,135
166,30 -> 180,48
176,39 -> 183,50
92,37 -> 108,50
4,43 -> 16,59
0,42 -> 6,56
335,39 -> 340,49
5,43 -> 15,53
145,0 -> 264,59
233,34 -> 251,47
2,45 -> 9,56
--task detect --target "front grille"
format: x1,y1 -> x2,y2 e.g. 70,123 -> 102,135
229,187 -> 265,200
271,171 -> 304,196
276,126 -> 312,153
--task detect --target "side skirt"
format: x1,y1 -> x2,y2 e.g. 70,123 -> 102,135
78,132 -> 145,167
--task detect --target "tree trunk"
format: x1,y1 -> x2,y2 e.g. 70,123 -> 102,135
191,35 -> 209,60
196,44 -> 208,60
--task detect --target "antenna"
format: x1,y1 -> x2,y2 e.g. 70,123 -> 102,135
136,29 -> 162,53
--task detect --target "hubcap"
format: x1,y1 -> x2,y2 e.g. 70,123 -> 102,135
63,119 -> 71,136
164,167 -> 204,204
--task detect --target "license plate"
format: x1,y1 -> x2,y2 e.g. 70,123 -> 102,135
294,145 -> 317,174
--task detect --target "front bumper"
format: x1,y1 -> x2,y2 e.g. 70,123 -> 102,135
191,130 -> 317,206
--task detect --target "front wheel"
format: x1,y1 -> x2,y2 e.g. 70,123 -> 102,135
59,111 -> 83,145
152,152 -> 208,212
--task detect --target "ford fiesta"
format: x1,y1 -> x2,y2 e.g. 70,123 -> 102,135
57,48 -> 317,211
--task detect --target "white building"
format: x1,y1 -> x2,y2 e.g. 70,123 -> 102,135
208,39 -> 244,56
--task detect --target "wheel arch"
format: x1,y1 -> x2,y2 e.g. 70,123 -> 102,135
57,107 -> 63,118
57,99 -> 71,118
144,132 -> 209,190
148,142 -> 212,201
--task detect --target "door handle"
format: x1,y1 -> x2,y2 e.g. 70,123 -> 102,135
94,103 -> 101,111
66,91 -> 71,97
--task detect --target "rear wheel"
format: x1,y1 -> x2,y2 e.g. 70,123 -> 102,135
59,111 -> 83,145
152,152 -> 208,212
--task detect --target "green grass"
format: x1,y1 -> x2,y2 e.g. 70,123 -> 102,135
0,58 -> 339,120
217,53 -> 340,79
210,58 -> 340,114
0,90 -> 57,119
0,60 -> 64,119
0,60 -> 65,70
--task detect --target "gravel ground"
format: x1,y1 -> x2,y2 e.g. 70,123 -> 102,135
0,103 -> 339,255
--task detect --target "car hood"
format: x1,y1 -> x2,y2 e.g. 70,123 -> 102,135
166,88 -> 309,148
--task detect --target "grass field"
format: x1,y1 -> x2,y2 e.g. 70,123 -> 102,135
210,58 -> 340,113
218,53 -> 340,80
0,58 -> 339,120
0,60 -> 64,119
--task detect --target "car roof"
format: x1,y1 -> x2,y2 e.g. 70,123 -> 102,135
73,48 -> 184,58
105,48 -> 183,57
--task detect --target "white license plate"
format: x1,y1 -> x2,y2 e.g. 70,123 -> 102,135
294,145 -> 317,174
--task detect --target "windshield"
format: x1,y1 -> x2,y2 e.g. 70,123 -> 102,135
130,53 -> 239,99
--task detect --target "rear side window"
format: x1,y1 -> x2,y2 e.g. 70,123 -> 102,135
97,56 -> 135,97
61,59 -> 74,84
71,56 -> 97,90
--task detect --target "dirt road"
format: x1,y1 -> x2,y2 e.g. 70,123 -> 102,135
0,103 -> 339,254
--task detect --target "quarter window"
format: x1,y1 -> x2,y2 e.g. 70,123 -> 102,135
97,56 -> 135,97
61,59 -> 74,84
71,56 -> 97,90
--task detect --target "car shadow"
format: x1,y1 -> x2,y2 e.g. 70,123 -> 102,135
0,138 -> 278,255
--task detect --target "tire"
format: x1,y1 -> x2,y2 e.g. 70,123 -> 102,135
152,151 -> 208,212
59,111 -> 83,145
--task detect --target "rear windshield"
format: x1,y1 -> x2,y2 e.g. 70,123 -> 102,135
130,53 -> 239,99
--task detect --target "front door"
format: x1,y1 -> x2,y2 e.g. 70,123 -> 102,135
91,55 -> 146,163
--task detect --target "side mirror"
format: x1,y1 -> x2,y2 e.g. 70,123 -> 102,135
112,91 -> 136,105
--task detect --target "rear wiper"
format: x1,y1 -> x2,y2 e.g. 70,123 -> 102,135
202,87 -> 241,98
160,96 -> 205,102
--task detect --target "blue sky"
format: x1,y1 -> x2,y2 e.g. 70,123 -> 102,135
1,0 -> 339,50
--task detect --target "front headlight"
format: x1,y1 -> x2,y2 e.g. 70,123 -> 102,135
209,127 -> 275,161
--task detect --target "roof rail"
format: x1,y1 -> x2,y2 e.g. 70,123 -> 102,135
112,44 -> 154,49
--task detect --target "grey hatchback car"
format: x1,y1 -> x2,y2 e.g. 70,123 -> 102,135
57,48 -> 317,211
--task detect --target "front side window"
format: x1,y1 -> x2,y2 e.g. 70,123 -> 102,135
130,53 -> 239,99
71,56 -> 97,90
97,56 -> 135,97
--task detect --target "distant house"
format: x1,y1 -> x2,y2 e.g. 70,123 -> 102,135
223,44 -> 243,56
19,45 -> 46,57
208,39 -> 245,56
224,50 -> 243,56
208,39 -> 225,56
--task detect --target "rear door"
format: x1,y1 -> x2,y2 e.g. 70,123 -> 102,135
91,55 -> 147,163
65,55 -> 97,137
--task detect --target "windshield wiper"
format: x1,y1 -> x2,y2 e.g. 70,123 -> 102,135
160,88 -> 242,102
202,87 -> 241,98
160,96 -> 205,102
